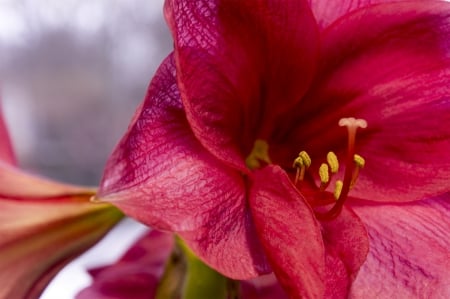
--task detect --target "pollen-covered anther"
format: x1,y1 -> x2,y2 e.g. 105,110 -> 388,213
353,154 -> 365,168
326,151 -> 339,173
293,151 -> 311,184
318,163 -> 329,191
334,180 -> 343,200
351,154 -> 366,188
298,151 -> 311,167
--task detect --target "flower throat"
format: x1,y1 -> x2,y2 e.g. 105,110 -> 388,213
246,117 -> 367,221
293,117 -> 367,220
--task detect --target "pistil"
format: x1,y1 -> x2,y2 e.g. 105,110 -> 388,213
292,117 -> 367,220
317,117 -> 367,220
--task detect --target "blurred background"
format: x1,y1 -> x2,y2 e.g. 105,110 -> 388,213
0,0 -> 172,297
0,0 -> 172,185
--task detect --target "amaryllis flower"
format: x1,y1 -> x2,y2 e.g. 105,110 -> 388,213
99,0 -> 450,297
0,108 -> 123,299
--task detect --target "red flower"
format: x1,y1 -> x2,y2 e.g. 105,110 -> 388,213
0,107 -> 123,299
99,1 -> 450,297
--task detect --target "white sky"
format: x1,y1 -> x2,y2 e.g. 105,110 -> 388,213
0,0 -> 165,44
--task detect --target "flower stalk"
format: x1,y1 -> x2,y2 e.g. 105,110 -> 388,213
156,236 -> 238,299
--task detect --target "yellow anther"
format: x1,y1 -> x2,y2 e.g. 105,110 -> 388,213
298,151 -> 311,168
293,151 -> 311,184
334,180 -> 343,200
353,154 -> 365,168
351,154 -> 365,188
292,156 -> 304,168
318,163 -> 329,184
326,151 -> 339,173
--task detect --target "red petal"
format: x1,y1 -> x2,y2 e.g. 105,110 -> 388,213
0,106 -> 16,165
249,165 -> 325,298
77,230 -> 173,299
179,206 -> 270,279
309,0 -> 401,29
349,195 -> 450,298
100,55 -> 268,279
287,1 -> 450,202
321,206 -> 369,298
165,0 -> 319,171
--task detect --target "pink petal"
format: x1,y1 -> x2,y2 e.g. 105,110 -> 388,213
320,206 -> 369,298
0,161 -> 91,198
0,194 -> 122,299
241,274 -> 289,299
286,1 -> 450,202
0,106 -> 16,165
308,0 -> 405,29
349,195 -> 450,298
77,230 -> 174,299
249,165 -> 326,298
165,0 -> 319,171
99,55 -> 268,279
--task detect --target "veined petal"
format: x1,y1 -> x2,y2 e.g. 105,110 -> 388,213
320,206 -> 369,298
249,165 -> 325,298
165,0 -> 319,171
77,230 -> 173,299
287,1 -> 450,202
0,106 -> 16,165
349,195 -> 450,298
99,55 -> 268,278
178,207 -> 270,279
308,0 -> 416,29
0,194 -> 122,299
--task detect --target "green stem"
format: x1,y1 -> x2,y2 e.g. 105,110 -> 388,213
155,235 -> 240,299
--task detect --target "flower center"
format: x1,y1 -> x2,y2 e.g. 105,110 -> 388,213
292,117 -> 367,220
245,117 -> 367,220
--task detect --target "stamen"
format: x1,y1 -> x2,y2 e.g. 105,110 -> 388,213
293,151 -> 311,184
326,151 -> 339,173
298,151 -> 311,168
318,163 -> 329,190
353,154 -> 365,168
333,180 -> 343,200
351,154 -> 365,188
